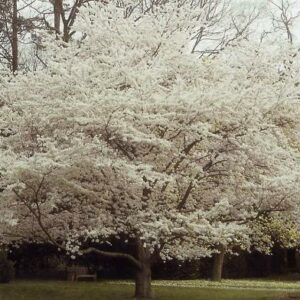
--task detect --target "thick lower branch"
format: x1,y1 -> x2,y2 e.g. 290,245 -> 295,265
83,247 -> 142,269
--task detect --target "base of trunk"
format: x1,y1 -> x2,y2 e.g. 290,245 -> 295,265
134,261 -> 153,300
211,245 -> 226,282
134,242 -> 153,300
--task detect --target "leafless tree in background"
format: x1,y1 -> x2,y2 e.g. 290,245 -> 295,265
0,0 -> 46,71
189,0 -> 260,56
269,0 -> 300,44
0,0 -> 92,71
0,0 -> 18,71
44,0 -> 86,42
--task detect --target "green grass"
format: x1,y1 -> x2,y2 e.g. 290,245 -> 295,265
0,280 -> 295,300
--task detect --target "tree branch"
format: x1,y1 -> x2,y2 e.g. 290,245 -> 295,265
82,247 -> 142,269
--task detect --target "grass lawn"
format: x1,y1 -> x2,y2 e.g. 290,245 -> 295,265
0,280 -> 296,300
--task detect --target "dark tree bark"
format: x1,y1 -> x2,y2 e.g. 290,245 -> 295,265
211,245 -> 226,282
134,241 -> 153,300
11,0 -> 18,73
63,22 -> 70,42
295,250 -> 300,272
53,0 -> 62,34
282,248 -> 289,274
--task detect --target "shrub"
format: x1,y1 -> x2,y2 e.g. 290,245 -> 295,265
0,252 -> 14,283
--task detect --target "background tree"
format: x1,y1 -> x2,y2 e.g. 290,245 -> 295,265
0,0 -> 19,71
0,0 -> 49,71
269,0 -> 300,44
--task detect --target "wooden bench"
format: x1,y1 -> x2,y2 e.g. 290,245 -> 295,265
67,266 -> 97,281
76,274 -> 97,281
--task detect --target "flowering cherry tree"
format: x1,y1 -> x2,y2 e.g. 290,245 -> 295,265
0,2 -> 300,299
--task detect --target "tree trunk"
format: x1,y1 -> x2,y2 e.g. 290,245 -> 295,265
295,251 -> 300,272
134,242 -> 153,300
211,245 -> 226,282
282,248 -> 289,274
63,24 -> 70,43
54,0 -> 61,34
11,0 -> 18,73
